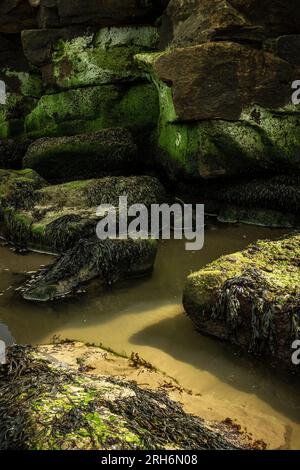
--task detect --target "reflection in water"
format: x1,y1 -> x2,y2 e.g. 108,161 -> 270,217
0,223 -> 300,448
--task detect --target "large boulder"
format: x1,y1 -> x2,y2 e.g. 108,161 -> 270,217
162,0 -> 300,47
0,170 -> 166,253
0,344 -> 248,450
152,42 -> 293,122
183,234 -> 300,371
25,83 -> 159,138
23,128 -> 138,182
137,53 -> 300,180
22,26 -> 159,89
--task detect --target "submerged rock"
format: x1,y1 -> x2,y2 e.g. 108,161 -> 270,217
0,170 -> 166,253
183,234 -> 300,370
23,128 -> 138,182
22,238 -> 158,302
0,344 -> 249,450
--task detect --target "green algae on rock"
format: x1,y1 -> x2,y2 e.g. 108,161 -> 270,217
25,83 -> 159,138
0,171 -> 166,253
183,234 -> 300,370
136,52 -> 300,180
47,26 -> 159,89
23,128 -> 138,182
0,345 -> 248,450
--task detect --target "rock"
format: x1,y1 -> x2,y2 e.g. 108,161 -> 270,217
0,0 -> 37,33
184,174 -> 300,228
152,42 -> 293,122
265,35 -> 300,67
0,170 -> 166,253
183,234 -> 300,371
0,91 -> 37,139
23,128 -> 138,182
25,83 -> 159,138
0,138 -> 31,169
0,344 -> 248,449
170,0 -> 265,48
163,0 -> 300,47
22,237 -> 158,301
37,0 -> 166,29
44,26 -> 159,89
137,54 -> 300,179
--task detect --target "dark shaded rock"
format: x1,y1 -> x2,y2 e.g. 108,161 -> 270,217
153,42 -> 293,121
0,344 -> 248,449
22,237 -> 158,301
0,0 -> 37,33
37,0 -> 166,29
163,0 -> 300,47
265,35 -> 300,67
21,27 -> 96,67
0,138 -> 31,169
23,128 -> 138,182
183,234 -> 300,371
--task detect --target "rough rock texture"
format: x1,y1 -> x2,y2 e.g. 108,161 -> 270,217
0,0 -> 37,33
137,54 -> 300,181
162,0 -> 300,47
0,169 -> 166,253
23,26 -> 159,88
183,234 -> 300,370
25,83 -> 159,138
153,42 -> 293,121
23,128 -> 138,182
37,0 -> 167,29
22,238 -> 158,301
0,345 -> 248,450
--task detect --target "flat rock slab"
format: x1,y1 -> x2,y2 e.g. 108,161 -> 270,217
183,234 -> 300,371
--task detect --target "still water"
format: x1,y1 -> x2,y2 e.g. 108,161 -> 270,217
0,222 -> 299,448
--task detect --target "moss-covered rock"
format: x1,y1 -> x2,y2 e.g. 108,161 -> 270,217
25,83 -> 159,138
0,345 -> 247,450
46,26 -> 159,89
183,234 -> 300,370
23,128 -> 138,182
136,53 -> 300,180
0,91 -> 37,139
0,171 -> 166,253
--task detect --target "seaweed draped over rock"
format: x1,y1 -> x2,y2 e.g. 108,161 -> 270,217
0,169 -> 166,253
183,234 -> 300,370
0,345 -> 248,450
22,238 -> 158,302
